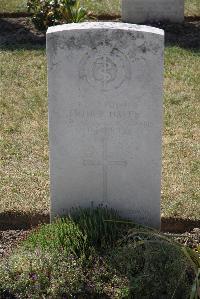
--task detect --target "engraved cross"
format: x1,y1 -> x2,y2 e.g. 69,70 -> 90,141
83,131 -> 127,202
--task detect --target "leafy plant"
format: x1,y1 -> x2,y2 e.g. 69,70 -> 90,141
27,0 -> 87,30
23,217 -> 87,256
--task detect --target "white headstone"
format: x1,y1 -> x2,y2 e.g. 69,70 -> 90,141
122,0 -> 184,24
47,22 -> 164,228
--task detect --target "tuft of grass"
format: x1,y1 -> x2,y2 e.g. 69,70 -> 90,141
109,236 -> 193,298
70,206 -> 129,250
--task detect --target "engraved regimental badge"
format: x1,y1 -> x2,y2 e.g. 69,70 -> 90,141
79,44 -> 131,91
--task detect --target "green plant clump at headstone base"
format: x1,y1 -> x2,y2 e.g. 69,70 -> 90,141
27,0 -> 87,30
0,207 -> 197,298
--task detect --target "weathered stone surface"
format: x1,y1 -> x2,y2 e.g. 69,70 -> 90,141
122,0 -> 184,24
47,22 -> 164,228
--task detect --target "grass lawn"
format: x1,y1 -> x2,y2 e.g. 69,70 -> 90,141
163,47 -> 200,219
0,44 -> 199,220
0,0 -> 27,13
185,0 -> 200,16
0,48 -> 49,215
0,0 -> 199,16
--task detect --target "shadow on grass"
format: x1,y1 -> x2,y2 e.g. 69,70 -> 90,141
0,16 -> 200,51
161,217 -> 200,233
0,211 -> 200,232
161,17 -> 200,50
0,17 -> 45,50
0,211 -> 49,230
143,16 -> 200,51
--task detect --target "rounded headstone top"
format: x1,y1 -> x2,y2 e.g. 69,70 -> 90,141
47,22 -> 164,36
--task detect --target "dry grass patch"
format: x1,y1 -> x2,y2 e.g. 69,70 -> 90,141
185,0 -> 200,16
81,0 -> 120,15
162,47 -> 200,219
0,47 -> 49,215
0,0 -> 27,13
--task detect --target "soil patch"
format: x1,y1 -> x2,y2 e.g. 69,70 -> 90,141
0,212 -> 49,230
0,230 -> 29,258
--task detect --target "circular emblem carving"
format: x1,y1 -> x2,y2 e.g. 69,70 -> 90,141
79,46 -> 131,91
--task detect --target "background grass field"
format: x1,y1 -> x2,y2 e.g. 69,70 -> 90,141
0,0 -> 199,16
0,46 -> 199,220
0,0 -> 199,221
